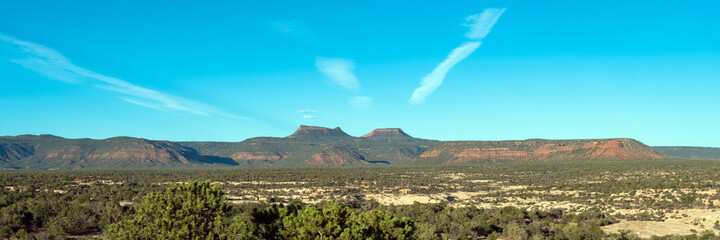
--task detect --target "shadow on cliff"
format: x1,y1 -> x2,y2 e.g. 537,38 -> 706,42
200,155 -> 239,166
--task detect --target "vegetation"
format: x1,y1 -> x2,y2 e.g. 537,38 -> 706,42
654,146 -> 720,160
3,159 -> 720,239
106,180 -> 229,239
0,179 -> 626,239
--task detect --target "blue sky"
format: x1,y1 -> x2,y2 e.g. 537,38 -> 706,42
1,0 -> 719,147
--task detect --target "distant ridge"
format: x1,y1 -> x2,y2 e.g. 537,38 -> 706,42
653,146 -> 720,160
0,135 -> 235,169
0,126 -> 676,169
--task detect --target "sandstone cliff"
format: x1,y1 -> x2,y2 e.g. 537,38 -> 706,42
303,146 -> 371,167
414,138 -> 663,164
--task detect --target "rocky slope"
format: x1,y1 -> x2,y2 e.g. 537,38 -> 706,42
303,146 -> 372,167
0,135 -> 232,169
0,143 -> 34,162
414,138 -> 664,164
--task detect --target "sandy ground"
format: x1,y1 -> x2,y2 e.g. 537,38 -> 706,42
602,208 -> 720,238
602,220 -> 706,237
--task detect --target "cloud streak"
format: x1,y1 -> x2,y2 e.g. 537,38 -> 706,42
410,42 -> 481,104
0,33 -> 245,119
315,57 -> 360,91
409,8 -> 505,104
464,8 -> 506,40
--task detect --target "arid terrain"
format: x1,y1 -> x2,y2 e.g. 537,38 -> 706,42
4,159 -> 720,238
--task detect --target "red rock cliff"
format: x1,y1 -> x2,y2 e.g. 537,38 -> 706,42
415,138 -> 664,164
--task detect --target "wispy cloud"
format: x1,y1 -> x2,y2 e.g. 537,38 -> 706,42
302,115 -> 318,119
409,8 -> 505,104
297,109 -> 318,113
410,42 -> 481,104
348,96 -> 372,110
463,8 -> 506,40
0,33 -> 245,119
315,57 -> 360,91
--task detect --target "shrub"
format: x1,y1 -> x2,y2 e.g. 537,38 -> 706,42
105,180 -> 230,239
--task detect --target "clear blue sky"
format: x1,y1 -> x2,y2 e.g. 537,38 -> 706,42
1,0 -> 718,147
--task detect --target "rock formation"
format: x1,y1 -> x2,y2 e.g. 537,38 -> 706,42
362,128 -> 413,140
414,138 -> 663,164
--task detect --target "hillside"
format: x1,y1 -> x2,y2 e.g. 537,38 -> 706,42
0,142 -> 34,162
653,146 -> 720,160
0,126 -> 672,169
179,126 -> 437,167
414,138 -> 664,164
0,135 -> 235,169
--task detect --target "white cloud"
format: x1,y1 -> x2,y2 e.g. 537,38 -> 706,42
315,57 -> 360,90
463,8 -> 506,40
409,8 -> 505,104
302,115 -> 318,119
410,41 -> 481,104
348,96 -> 372,110
0,33 -> 245,119
297,109 -> 318,113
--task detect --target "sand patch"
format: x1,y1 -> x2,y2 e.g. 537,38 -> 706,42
602,208 -> 720,237
601,220 -> 705,238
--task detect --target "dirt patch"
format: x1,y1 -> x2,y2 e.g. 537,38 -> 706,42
601,220 -> 705,238
365,194 -> 442,205
602,208 -> 720,237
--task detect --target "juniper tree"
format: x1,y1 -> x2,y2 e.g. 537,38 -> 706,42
105,180 -> 231,239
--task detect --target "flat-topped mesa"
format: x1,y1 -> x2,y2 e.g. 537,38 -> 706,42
362,128 -> 413,140
287,125 -> 352,139
414,138 -> 665,164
